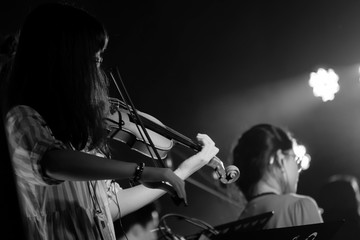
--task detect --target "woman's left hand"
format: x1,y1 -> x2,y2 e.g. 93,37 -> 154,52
175,133 -> 219,180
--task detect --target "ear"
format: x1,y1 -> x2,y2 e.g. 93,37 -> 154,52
275,149 -> 286,171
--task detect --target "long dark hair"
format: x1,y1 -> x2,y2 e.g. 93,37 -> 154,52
4,3 -> 110,151
232,124 -> 293,200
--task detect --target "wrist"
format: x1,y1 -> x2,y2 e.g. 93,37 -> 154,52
130,162 -> 145,185
174,166 -> 191,180
140,166 -> 165,183
174,154 -> 206,180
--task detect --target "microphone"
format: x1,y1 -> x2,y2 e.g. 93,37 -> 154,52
207,157 -> 240,184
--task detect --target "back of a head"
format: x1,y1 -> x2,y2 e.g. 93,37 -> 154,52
318,175 -> 360,222
232,124 -> 293,200
9,2 -> 108,104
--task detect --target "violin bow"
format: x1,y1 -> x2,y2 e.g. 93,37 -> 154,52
108,68 -> 184,205
109,68 -> 165,168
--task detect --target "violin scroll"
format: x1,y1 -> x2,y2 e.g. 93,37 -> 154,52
222,165 -> 240,184
208,156 -> 240,184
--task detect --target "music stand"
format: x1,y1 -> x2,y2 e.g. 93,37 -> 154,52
213,211 -> 274,233
211,220 -> 345,240
186,211 -> 274,240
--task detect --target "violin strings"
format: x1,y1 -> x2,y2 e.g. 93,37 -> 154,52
109,68 -> 165,168
108,76 -> 201,153
109,71 -> 157,162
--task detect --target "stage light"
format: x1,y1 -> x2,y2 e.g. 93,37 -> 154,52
294,142 -> 311,172
308,68 -> 339,102
300,154 -> 311,171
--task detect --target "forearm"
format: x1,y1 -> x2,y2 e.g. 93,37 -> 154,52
111,184 -> 166,219
42,149 -> 139,181
173,153 -> 207,180
110,161 -> 202,220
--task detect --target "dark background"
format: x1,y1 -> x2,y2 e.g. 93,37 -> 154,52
3,0 -> 360,237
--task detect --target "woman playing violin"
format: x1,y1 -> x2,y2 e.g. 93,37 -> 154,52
1,3 -> 219,240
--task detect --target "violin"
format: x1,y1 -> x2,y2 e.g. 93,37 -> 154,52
105,97 -> 240,184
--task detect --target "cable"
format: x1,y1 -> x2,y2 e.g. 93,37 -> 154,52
112,180 -> 129,240
158,213 -> 219,240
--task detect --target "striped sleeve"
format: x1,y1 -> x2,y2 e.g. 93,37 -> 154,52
6,105 -> 65,186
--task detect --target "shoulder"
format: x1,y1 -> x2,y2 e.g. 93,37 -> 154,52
269,194 -> 322,217
7,105 -> 46,126
7,105 -> 40,116
6,104 -> 66,153
284,193 -> 323,224
6,105 -> 54,141
6,105 -> 66,185
283,193 -> 319,206
279,193 -> 321,211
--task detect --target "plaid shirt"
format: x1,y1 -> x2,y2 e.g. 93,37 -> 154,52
6,105 -> 121,240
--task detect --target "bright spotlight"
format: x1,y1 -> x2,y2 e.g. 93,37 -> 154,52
300,154 -> 311,171
308,68 -> 340,102
293,141 -> 311,172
